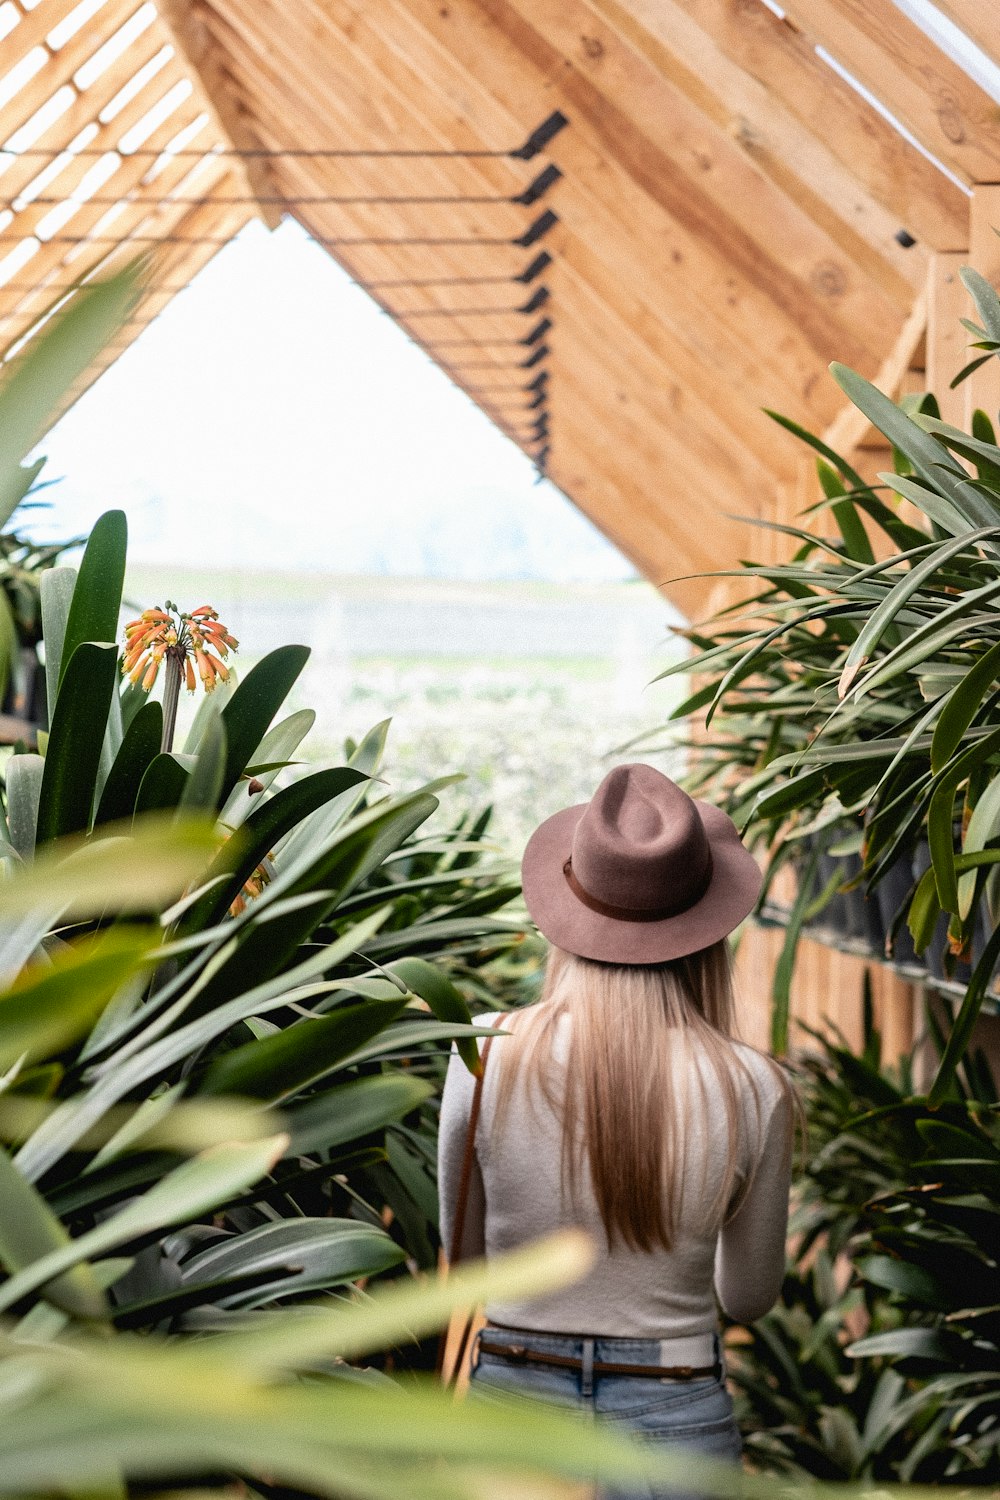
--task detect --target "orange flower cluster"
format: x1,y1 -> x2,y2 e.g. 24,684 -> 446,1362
229,855 -> 274,917
122,603 -> 239,694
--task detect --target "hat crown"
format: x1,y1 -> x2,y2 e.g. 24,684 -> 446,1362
570,764 -> 711,915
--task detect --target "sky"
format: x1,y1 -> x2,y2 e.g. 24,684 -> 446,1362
30,218 -> 634,583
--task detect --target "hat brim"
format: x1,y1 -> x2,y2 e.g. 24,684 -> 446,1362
521,800 -> 762,965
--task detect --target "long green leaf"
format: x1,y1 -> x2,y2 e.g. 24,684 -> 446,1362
5,753 -> 44,860
134,753 -> 190,816
177,1219 -> 405,1306
959,776 -> 1000,919
178,713 -> 226,814
0,269 -> 140,517
58,510 -> 127,689
0,455 -> 44,533
906,865 -> 940,954
960,266 -> 1000,344
837,528 -> 1000,697
816,460 -> 876,564
929,917 -> 1000,1105
927,726 -> 1000,913
930,638 -> 1000,775
771,842 -> 820,1055
0,816 -> 218,922
878,470 -> 972,537
217,645 -> 310,804
0,1146 -> 108,1320
0,927 -> 152,1071
215,707 -> 316,827
204,1228 -> 593,1371
94,701 -> 163,826
199,997 -> 408,1100
39,567 -> 76,730
0,1136 -> 287,1315
388,956 -> 480,1075
185,766 -> 368,931
35,642 -> 119,842
284,1073 -> 435,1156
831,363 -> 996,526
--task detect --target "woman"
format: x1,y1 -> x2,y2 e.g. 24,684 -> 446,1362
438,764 -> 794,1498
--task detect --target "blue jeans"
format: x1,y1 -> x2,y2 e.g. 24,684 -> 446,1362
469,1326 -> 741,1500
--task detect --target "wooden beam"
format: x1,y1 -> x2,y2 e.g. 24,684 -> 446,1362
966,185 -> 1000,428
463,0 -> 898,365
201,0 -> 819,457
508,0 -> 913,326
2,51 -> 193,252
586,0 -> 925,309
660,0 -> 968,252
783,0 -> 1000,186
198,11 -> 765,592
152,0 -> 282,229
1,114 -> 231,351
318,0 -> 894,412
0,0 -> 152,150
926,250 -> 969,427
933,2 -> 1000,69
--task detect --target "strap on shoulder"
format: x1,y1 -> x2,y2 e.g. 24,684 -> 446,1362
447,1021 -> 502,1267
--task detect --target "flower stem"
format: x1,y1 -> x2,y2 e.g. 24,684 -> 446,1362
161,653 -> 183,753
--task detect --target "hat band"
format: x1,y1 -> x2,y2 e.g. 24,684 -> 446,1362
563,854 -> 714,924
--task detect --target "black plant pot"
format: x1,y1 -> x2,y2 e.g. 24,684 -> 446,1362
840,851 -> 886,955
811,850 -> 850,943
875,847 -> 920,968
912,840 -> 974,988
805,839 -> 885,960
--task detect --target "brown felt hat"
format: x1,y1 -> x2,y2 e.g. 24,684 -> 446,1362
521,763 -> 762,965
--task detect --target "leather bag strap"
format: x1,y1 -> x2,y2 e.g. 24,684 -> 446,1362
448,1031 -> 495,1267
437,1026 -> 499,1386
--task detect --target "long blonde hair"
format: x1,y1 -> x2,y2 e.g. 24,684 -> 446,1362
494,942 -> 788,1253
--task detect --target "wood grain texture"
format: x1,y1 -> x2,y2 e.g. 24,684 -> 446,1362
784,0 -> 1000,186
3,0 -> 987,617
934,0 -> 1000,68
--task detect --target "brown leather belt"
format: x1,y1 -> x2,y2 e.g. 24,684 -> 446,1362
477,1338 -> 720,1381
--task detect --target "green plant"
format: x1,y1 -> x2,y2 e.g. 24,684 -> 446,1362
655,267 -> 1000,1076
730,997 -> 999,1483
0,519 -> 79,725
0,275 -> 526,1347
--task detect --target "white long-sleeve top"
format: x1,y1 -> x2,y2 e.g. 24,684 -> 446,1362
438,1011 -> 793,1338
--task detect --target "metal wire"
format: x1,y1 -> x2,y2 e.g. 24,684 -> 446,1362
1,193 -> 529,207
416,337 -> 530,347
0,233 -> 522,246
0,147 -> 515,160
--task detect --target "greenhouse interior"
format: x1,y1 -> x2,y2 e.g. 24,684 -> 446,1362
1,0 -> 999,1495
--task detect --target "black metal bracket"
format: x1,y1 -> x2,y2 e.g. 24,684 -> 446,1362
512,111 -> 570,160
514,209 -> 558,248
521,316 -> 552,346
511,164 -> 563,206
516,251 -> 552,283
519,286 -> 550,314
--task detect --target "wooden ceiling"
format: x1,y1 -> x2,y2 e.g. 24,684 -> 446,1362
2,0 -> 998,613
